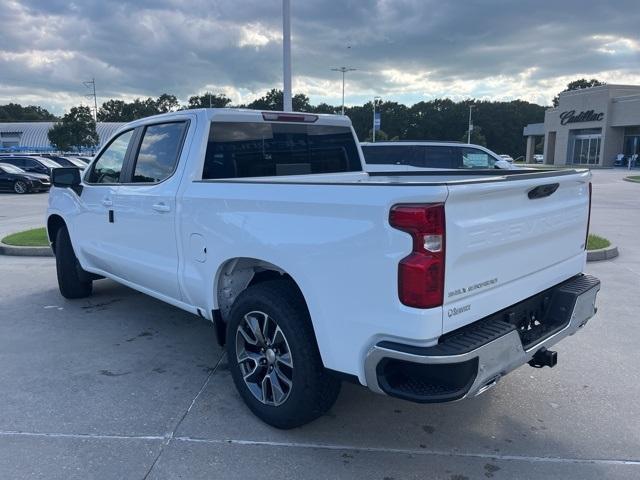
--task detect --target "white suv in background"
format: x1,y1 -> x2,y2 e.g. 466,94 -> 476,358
360,141 -> 519,171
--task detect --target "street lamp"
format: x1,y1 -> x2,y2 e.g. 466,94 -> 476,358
467,104 -> 475,144
372,96 -> 381,142
282,0 -> 292,111
331,66 -> 356,115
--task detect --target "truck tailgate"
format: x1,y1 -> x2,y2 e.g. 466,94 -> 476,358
443,170 -> 591,333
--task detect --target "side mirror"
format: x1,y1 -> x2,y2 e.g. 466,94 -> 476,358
52,167 -> 83,195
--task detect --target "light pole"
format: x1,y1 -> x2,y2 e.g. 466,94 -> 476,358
467,104 -> 475,144
282,0 -> 292,111
372,96 -> 381,142
83,78 -> 98,122
331,67 -> 356,115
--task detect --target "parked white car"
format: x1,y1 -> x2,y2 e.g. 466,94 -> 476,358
499,154 -> 514,163
360,141 -> 520,172
533,154 -> 545,164
47,109 -> 600,428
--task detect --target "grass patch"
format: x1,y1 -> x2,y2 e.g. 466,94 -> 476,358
625,175 -> 640,183
2,227 -> 49,247
587,234 -> 611,251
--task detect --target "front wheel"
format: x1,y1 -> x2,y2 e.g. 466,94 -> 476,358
13,180 -> 28,194
55,226 -> 93,299
226,279 -> 341,429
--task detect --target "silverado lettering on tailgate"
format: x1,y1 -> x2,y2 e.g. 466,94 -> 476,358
466,211 -> 579,249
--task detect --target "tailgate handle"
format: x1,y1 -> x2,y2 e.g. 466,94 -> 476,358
528,183 -> 559,199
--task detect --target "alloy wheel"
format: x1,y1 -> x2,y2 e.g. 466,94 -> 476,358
14,181 -> 27,194
235,310 -> 294,406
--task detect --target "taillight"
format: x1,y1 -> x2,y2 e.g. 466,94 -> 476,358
585,182 -> 592,250
389,204 -> 445,308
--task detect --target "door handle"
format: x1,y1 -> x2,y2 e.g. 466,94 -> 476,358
102,198 -> 113,207
152,202 -> 171,213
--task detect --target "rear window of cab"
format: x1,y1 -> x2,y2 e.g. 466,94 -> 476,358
202,122 -> 362,179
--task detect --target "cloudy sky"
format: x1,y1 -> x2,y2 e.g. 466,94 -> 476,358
1,0 -> 640,114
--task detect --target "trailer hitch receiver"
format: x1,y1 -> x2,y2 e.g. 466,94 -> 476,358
528,347 -> 557,368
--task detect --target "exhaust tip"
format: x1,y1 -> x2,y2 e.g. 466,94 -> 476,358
528,347 -> 558,368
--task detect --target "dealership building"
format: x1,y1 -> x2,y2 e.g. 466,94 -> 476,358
524,84 -> 640,166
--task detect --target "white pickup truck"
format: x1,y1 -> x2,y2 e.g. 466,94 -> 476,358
47,109 -> 600,428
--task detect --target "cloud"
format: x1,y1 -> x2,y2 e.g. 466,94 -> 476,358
1,0 -> 639,114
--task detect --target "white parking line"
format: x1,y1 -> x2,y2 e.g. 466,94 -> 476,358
0,431 -> 163,441
1,430 -> 638,467
173,437 -> 640,467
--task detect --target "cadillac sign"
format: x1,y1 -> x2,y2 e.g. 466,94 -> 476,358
560,110 -> 604,125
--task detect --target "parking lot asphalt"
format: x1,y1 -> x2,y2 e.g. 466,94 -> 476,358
0,169 -> 639,479
0,191 -> 48,240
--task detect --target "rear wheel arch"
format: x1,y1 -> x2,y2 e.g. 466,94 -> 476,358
213,257 -> 312,345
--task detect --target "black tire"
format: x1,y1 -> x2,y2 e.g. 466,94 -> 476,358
55,226 -> 93,299
13,180 -> 29,194
226,279 -> 341,429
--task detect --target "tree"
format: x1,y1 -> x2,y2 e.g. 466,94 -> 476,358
244,89 -> 312,111
15,90 -> 549,158
311,103 -> 337,114
97,99 -> 128,122
552,78 -> 605,107
97,94 -> 180,121
186,92 -> 232,109
0,103 -> 57,122
48,106 -> 98,152
156,93 -> 180,113
364,129 -> 391,142
460,125 -> 487,146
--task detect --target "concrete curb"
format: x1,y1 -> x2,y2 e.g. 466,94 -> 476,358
0,242 -> 53,257
623,177 -> 640,183
0,240 -> 620,262
587,245 -> 619,262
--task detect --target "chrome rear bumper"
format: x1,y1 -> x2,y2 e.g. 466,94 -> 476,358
364,274 -> 600,402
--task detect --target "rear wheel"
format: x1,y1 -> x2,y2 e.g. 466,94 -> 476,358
226,279 -> 341,429
55,226 -> 93,299
13,180 -> 28,194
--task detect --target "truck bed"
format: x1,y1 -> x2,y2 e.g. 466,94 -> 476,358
184,166 -> 591,377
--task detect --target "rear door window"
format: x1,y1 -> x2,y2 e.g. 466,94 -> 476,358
131,122 -> 187,183
203,122 -> 361,179
87,130 -> 134,184
423,146 -> 457,168
459,147 -> 496,169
